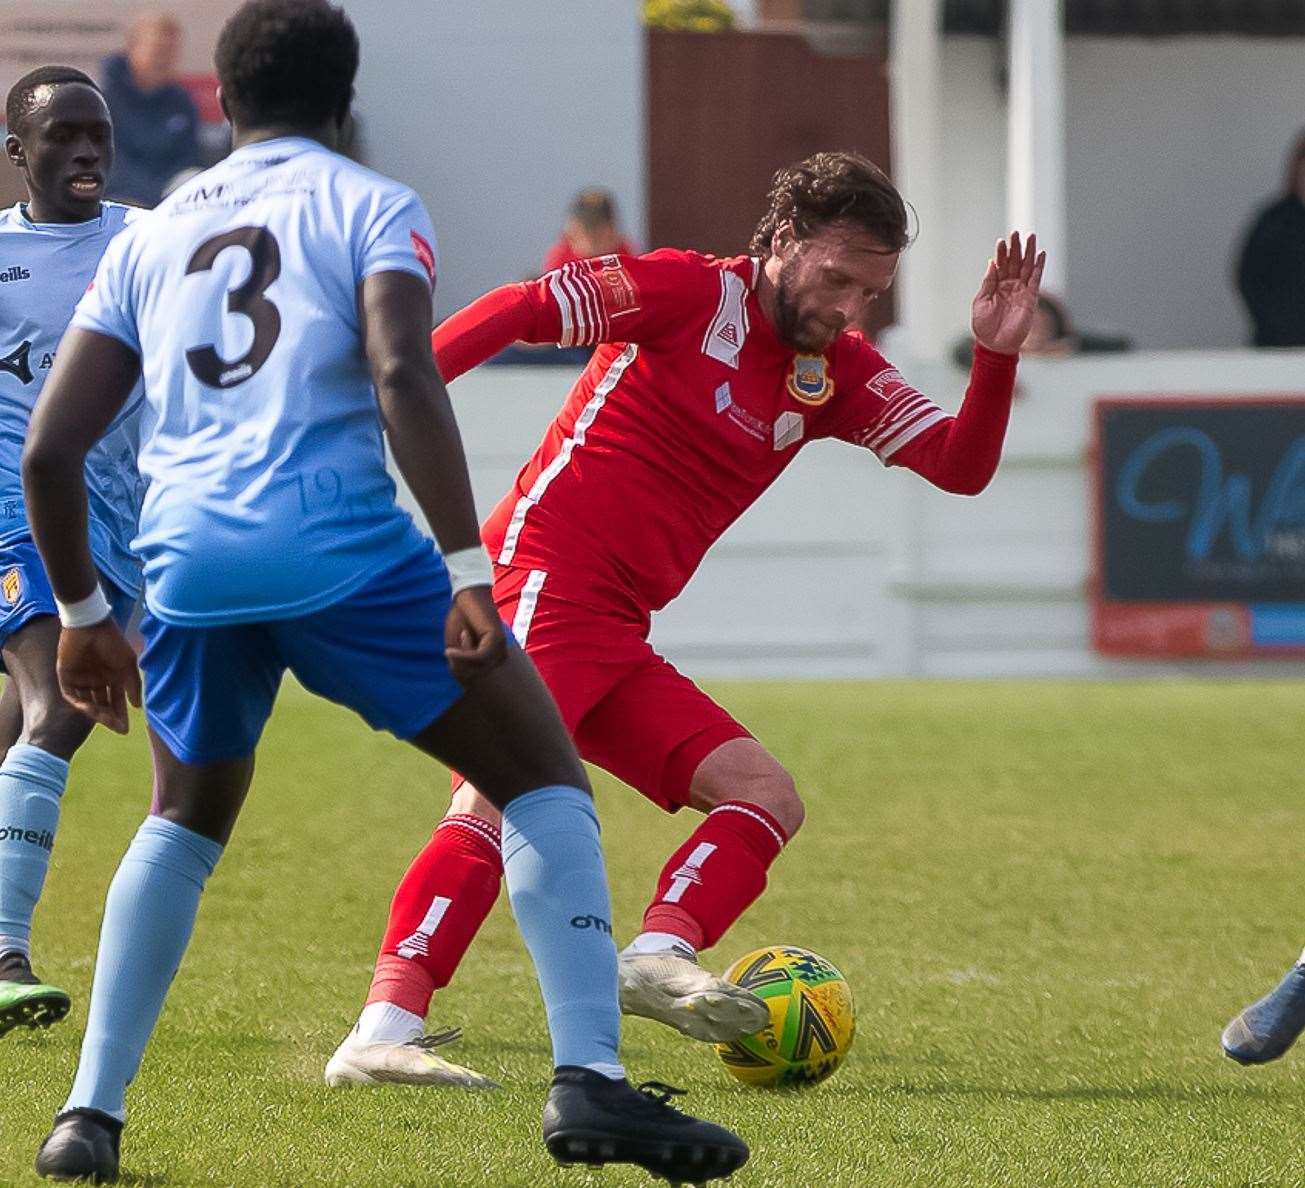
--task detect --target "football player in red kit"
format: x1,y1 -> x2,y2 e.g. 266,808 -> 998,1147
327,151 -> 1046,1086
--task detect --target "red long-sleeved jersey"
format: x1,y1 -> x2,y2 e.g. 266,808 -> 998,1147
434,249 -> 1017,612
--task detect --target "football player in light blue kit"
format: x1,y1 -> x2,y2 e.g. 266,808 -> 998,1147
24,2 -> 746,1183
0,66 -> 143,1037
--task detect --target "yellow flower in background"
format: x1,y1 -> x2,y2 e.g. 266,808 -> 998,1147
643,0 -> 736,33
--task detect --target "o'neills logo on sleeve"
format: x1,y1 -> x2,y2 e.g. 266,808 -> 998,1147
786,354 -> 834,406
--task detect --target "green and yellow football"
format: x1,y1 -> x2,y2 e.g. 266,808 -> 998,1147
713,945 -> 856,1087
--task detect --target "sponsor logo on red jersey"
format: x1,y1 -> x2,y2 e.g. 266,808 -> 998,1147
786,354 -> 834,406
773,410 -> 805,451
702,270 -> 750,368
726,403 -> 769,442
410,230 -> 436,284
590,255 -> 640,318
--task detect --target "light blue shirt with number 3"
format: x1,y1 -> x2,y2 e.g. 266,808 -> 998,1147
71,136 -> 439,626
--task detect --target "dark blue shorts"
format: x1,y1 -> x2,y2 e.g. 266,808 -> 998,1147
140,548 -> 466,766
0,535 -> 136,663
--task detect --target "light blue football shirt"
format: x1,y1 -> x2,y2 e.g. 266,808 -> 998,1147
72,137 -> 440,625
0,201 -> 144,598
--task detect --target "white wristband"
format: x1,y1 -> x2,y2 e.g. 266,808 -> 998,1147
56,584 -> 112,629
444,546 -> 494,594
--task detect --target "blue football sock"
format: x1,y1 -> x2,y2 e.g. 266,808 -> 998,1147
0,744 -> 70,959
65,816 -> 223,1120
501,785 -> 623,1077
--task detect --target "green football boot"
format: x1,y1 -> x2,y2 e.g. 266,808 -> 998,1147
0,949 -> 71,1036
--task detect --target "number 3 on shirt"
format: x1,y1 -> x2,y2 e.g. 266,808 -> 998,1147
184,226 -> 282,388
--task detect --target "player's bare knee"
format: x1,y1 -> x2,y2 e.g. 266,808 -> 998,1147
705,769 -> 803,839
519,756 -> 592,802
19,694 -> 92,759
465,748 -> 592,812
752,767 -> 804,839
449,783 -> 502,829
692,743 -> 804,839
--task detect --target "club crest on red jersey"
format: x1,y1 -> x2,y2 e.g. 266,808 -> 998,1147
2,567 -> 20,605
786,354 -> 833,406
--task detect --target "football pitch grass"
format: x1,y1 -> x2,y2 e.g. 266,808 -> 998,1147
3,679 -> 1304,1187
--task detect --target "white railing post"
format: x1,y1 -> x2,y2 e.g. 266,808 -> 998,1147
1007,0 -> 1069,295
890,0 -> 946,362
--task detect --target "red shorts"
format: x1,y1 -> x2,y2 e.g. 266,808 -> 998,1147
458,566 -> 750,811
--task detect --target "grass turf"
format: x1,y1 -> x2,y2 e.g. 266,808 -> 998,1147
3,679 -> 1304,1186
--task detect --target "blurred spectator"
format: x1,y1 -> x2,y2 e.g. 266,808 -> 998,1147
542,189 -> 635,273
1019,292 -> 1078,357
951,293 -> 1130,370
101,11 -> 201,207
1236,130 -> 1305,347
475,190 -> 636,369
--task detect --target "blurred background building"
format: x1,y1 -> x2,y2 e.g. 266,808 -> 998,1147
0,0 -> 1301,676
6,0 -> 1305,347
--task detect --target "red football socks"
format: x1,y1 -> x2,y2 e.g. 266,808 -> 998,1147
365,813 -> 503,1018
641,801 -> 788,952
